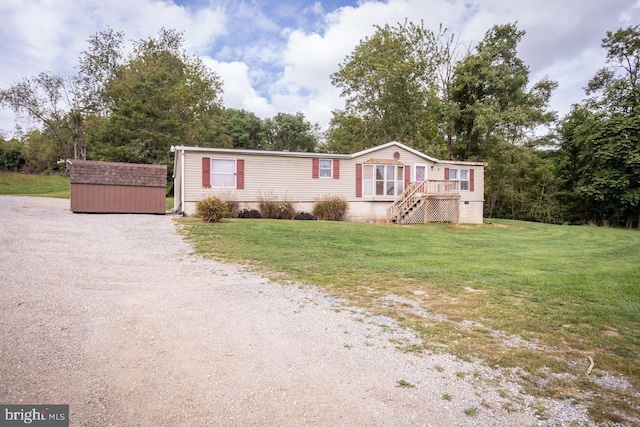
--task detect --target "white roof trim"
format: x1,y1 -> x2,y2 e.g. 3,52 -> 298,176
170,145 -> 350,159
170,142 -> 484,166
438,160 -> 487,166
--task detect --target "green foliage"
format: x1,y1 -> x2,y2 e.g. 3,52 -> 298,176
75,28 -> 125,116
463,408 -> 478,417
556,25 -> 640,227
263,112 -> 319,152
396,379 -> 416,388
450,23 -> 557,160
485,142 -> 562,223
218,108 -> 265,149
22,130 -> 63,174
0,138 -> 25,171
0,73 -> 87,160
87,29 -> 227,174
313,196 -> 348,221
195,196 -> 229,222
328,21 -> 449,153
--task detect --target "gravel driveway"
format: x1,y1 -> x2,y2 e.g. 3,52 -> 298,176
0,196 -> 591,426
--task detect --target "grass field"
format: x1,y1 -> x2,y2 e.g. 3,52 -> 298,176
0,171 -> 71,198
181,217 -> 640,424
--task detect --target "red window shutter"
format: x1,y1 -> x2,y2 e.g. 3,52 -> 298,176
355,163 -> 362,198
202,157 -> 211,188
404,165 -> 410,187
333,159 -> 340,179
312,158 -> 319,179
469,168 -> 474,192
236,159 -> 245,189
444,167 -> 449,180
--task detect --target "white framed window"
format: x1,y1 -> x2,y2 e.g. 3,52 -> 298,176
362,164 -> 404,197
211,158 -> 236,188
319,159 -> 333,178
449,168 -> 469,191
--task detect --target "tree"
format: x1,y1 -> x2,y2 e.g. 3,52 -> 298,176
87,29 -> 226,169
217,108 -> 265,149
557,26 -> 640,227
486,141 -> 561,222
450,23 -> 557,161
328,21 -> 449,154
0,72 -> 87,160
21,130 -> 63,173
74,28 -> 126,117
263,112 -> 319,152
0,137 -> 25,171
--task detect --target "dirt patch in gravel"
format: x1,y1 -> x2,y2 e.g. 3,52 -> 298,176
0,196 -> 593,426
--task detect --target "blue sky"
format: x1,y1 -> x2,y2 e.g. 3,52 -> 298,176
1,0 -> 639,138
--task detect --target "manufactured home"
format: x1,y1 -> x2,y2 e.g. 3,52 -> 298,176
171,141 -> 485,224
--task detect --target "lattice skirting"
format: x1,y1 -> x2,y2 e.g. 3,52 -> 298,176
426,197 -> 459,223
403,203 -> 426,224
400,197 -> 460,224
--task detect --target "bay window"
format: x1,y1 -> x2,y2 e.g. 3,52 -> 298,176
362,164 -> 404,197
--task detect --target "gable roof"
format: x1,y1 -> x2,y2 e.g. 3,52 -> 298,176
69,160 -> 167,187
350,141 -> 439,162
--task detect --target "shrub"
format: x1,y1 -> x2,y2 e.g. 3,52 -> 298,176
196,196 -> 229,222
294,211 -> 316,220
238,208 -> 262,219
0,141 -> 26,171
258,198 -> 278,219
257,191 -> 295,219
275,201 -> 295,219
225,200 -> 239,218
313,196 -> 348,221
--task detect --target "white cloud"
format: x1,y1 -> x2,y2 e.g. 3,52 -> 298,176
2,0 -> 640,137
204,58 -> 275,118
264,0 -> 640,128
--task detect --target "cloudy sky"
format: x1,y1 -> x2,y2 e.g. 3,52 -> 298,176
1,0 -> 639,137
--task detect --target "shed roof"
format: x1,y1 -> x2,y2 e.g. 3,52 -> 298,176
70,160 -> 167,187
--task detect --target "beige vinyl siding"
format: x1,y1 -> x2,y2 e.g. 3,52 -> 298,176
184,152 -> 354,203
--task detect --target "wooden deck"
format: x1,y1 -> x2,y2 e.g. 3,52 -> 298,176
387,180 -> 461,224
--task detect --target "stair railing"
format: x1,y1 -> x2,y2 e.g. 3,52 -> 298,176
386,180 -> 427,223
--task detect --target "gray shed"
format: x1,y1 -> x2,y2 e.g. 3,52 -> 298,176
70,160 -> 167,214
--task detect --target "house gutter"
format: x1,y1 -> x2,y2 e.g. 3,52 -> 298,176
180,148 -> 185,214
170,146 -> 185,214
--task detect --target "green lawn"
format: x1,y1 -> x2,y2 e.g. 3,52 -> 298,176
0,171 -> 71,198
182,217 -> 640,424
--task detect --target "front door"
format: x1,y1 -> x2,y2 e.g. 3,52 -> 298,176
415,164 -> 428,193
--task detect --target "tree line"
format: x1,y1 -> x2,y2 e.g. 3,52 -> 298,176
1,23 -> 638,227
